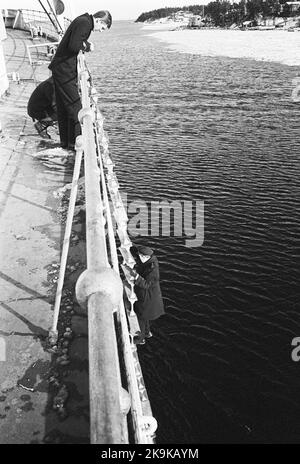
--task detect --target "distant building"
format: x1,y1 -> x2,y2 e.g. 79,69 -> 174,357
285,1 -> 300,12
188,15 -> 204,28
171,10 -> 194,24
242,20 -> 255,27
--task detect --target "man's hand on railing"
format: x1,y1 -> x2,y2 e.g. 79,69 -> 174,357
83,41 -> 95,53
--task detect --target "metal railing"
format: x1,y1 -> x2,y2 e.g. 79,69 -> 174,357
3,9 -> 71,40
76,53 -> 124,444
4,5 -> 154,444
49,51 -> 157,444
93,97 -> 158,444
14,9 -> 58,39
77,52 -> 157,443
26,41 -> 59,66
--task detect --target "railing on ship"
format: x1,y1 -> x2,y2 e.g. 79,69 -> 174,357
2,9 -> 71,40
4,6 -> 157,443
76,52 -> 157,444
18,9 -> 58,38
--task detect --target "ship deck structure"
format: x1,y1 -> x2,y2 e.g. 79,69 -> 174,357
0,8 -> 156,444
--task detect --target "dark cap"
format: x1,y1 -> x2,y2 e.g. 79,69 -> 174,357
138,246 -> 154,257
93,10 -> 112,28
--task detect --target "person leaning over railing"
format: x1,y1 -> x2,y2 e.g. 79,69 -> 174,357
125,246 -> 165,345
48,10 -> 112,151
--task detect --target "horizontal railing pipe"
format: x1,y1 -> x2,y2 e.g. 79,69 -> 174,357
93,92 -> 157,444
77,52 -> 124,444
88,292 -> 123,444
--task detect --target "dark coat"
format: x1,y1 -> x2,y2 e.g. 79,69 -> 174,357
27,77 -> 56,121
49,13 -> 93,148
134,255 -> 165,321
49,13 -> 93,82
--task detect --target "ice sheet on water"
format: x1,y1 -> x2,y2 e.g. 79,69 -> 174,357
151,29 -> 300,66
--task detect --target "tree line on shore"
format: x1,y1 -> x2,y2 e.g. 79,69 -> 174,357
135,1 -> 300,26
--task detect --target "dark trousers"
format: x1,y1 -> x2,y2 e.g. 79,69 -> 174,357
137,317 -> 151,339
53,77 -> 82,148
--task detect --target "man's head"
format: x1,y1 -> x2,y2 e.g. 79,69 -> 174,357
138,246 -> 154,263
93,10 -> 112,31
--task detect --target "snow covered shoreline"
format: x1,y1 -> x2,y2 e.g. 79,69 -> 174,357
144,27 -> 300,66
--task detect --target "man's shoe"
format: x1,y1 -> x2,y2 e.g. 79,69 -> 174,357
133,336 -> 146,345
145,331 -> 153,339
67,144 -> 75,152
34,121 -> 51,139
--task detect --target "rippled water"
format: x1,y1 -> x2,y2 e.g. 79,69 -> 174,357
87,22 -> 300,443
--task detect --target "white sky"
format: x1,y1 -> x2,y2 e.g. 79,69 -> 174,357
1,0 -> 210,20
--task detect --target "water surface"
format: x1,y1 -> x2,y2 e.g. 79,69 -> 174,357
87,22 -> 300,443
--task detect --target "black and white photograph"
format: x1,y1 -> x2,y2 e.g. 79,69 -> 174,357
0,0 -> 299,448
